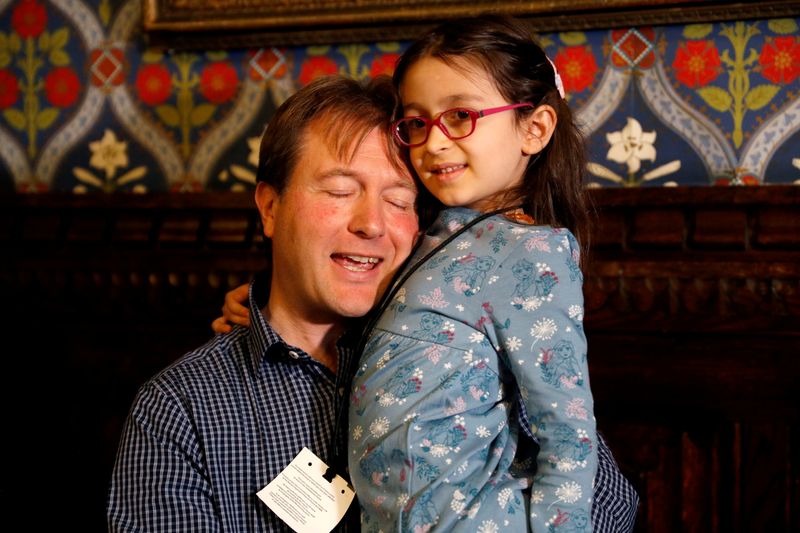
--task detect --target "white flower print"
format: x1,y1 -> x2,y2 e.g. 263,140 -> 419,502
477,520 -> 499,533
430,444 -> 449,457
497,488 -> 512,508
450,489 -> 466,513
463,350 -> 474,364
403,412 -> 418,423
488,275 -> 499,285
246,136 -> 260,167
555,481 -> 583,504
469,331 -> 485,344
510,227 -> 528,235
505,336 -> 522,352
569,304 -> 584,322
395,287 -> 406,304
565,397 -> 588,420
89,129 -> 129,179
606,116 -> 657,174
520,297 -> 543,312
396,493 -> 409,509
556,458 -> 578,472
418,287 -> 450,309
376,349 -> 391,369
369,417 -> 390,438
531,489 -> 544,504
475,425 -> 491,438
530,317 -> 558,344
456,304 -> 464,312
456,240 -> 472,250
378,392 -> 398,407
352,425 -> 363,440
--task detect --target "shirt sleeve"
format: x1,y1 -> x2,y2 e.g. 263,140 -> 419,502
107,379 -> 222,532
487,227 -> 597,532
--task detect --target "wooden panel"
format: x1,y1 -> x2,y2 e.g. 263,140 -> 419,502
1,186 -> 798,531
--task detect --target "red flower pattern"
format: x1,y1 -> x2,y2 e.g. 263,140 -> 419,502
199,62 -> 239,104
298,56 -> 338,86
0,69 -> 20,109
248,48 -> 288,81
12,0 -> 47,39
370,53 -> 400,78
673,40 -> 722,88
44,66 -> 80,107
553,46 -> 598,94
760,36 -> 800,85
135,64 -> 172,106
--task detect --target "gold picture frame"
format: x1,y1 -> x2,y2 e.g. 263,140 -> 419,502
143,0 -> 800,49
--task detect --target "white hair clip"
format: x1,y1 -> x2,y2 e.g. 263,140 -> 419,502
546,57 -> 566,99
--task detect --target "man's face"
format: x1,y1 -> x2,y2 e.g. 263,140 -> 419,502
257,125 -> 419,326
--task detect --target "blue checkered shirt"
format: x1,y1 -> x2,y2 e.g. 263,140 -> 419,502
108,275 -> 638,532
107,277 -> 357,532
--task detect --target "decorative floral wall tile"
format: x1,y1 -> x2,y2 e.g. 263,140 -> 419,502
0,0 -> 798,192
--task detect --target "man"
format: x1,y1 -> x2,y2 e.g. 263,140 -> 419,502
108,75 -> 638,532
108,75 -> 418,532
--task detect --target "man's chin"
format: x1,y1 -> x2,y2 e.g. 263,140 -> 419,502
333,289 -> 381,319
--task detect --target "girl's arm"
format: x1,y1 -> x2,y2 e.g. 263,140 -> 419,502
211,283 -> 251,333
491,229 -> 597,531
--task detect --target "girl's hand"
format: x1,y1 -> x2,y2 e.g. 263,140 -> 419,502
211,283 -> 251,333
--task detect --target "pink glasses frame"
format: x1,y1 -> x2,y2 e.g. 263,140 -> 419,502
392,102 -> 534,147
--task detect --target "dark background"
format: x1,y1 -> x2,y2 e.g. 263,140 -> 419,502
2,187 -> 799,531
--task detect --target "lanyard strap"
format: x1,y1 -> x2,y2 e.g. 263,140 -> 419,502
328,205 -> 521,483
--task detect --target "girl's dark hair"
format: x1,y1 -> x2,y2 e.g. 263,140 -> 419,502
393,15 -> 592,254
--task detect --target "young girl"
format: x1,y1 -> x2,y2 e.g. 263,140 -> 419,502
218,16 -> 597,532
348,16 -> 596,532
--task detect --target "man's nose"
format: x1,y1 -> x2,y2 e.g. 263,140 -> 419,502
349,195 -> 386,238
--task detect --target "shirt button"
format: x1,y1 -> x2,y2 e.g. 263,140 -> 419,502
288,351 -> 300,359
338,387 -> 345,396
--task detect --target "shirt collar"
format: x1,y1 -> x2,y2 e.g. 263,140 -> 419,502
245,271 -> 356,377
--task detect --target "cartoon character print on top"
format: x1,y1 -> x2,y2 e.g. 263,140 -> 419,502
510,257 -> 558,310
442,254 -> 497,296
349,207 -> 597,533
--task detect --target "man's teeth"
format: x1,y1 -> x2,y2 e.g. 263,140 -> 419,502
341,255 -> 380,271
346,255 -> 379,263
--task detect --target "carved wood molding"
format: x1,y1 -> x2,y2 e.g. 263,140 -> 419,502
142,0 -> 800,48
2,187 -> 799,332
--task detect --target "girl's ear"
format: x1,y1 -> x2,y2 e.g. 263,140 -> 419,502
254,182 -> 279,238
521,104 -> 557,155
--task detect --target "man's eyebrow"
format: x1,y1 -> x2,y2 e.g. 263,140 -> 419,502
318,168 -> 356,179
391,178 -> 418,192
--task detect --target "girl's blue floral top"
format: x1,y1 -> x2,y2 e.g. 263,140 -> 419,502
349,207 -> 597,532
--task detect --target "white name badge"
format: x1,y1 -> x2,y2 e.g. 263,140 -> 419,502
257,447 -> 355,533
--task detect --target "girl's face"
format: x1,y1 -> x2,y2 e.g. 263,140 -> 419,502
398,56 -> 543,212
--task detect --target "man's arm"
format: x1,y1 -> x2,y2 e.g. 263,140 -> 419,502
108,381 -> 221,532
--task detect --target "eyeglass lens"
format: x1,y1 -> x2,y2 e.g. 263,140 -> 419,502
397,109 -> 476,146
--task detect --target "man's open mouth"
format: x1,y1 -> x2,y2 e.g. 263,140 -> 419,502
333,254 -> 382,272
